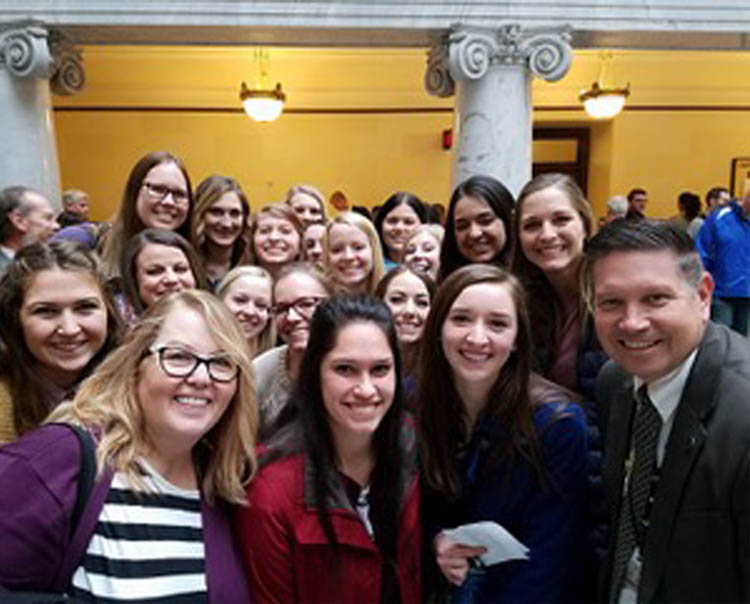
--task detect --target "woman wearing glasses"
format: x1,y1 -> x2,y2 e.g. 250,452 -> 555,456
252,263 -> 332,441
100,151 -> 194,278
237,295 -> 422,603
0,290 -> 256,602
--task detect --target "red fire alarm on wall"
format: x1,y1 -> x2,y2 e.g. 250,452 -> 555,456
442,128 -> 453,150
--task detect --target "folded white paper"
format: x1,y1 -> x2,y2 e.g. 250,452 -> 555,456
442,521 -> 529,566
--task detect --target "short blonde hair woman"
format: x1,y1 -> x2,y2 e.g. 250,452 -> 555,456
0,290 -> 256,601
323,211 -> 386,295
249,202 -> 304,280
401,223 -> 445,281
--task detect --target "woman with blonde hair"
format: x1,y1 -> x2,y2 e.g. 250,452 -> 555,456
285,183 -> 326,227
250,202 -> 304,280
191,174 -> 251,286
217,265 -> 276,358
401,223 -> 445,282
0,290 -> 256,602
324,211 -> 386,295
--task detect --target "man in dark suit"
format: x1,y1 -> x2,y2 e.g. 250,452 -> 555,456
585,219 -> 749,603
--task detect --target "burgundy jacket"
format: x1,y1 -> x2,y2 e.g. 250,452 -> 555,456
236,429 -> 422,603
0,424 -> 251,603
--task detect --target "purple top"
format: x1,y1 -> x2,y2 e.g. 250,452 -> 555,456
0,424 -> 250,603
51,224 -> 99,248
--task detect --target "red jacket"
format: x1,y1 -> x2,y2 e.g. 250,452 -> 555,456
236,441 -> 421,602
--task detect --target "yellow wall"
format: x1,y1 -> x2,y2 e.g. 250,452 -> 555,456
52,46 -> 750,221
55,110 -> 453,216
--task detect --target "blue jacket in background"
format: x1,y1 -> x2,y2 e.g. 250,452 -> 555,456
695,201 -> 750,297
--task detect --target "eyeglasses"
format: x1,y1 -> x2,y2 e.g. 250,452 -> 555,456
273,296 -> 326,318
148,346 -> 238,383
142,182 -> 190,205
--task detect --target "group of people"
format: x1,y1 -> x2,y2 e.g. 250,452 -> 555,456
0,150 -> 748,604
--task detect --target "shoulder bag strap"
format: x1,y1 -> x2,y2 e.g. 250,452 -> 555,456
50,424 -> 113,594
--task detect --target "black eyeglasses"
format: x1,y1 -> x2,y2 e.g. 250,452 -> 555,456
148,346 -> 238,383
272,296 -> 326,318
142,182 -> 189,205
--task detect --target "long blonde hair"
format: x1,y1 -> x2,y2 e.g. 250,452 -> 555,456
48,289 -> 258,505
216,265 -> 276,358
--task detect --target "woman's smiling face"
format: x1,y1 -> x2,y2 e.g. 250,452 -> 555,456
253,214 -> 300,268
519,186 -> 586,278
383,271 -> 430,345
20,268 -> 108,388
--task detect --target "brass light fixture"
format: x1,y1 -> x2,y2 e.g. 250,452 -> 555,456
579,52 -> 630,119
240,49 -> 286,122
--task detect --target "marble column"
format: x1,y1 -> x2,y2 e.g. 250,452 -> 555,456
0,22 -> 84,207
425,24 -> 573,198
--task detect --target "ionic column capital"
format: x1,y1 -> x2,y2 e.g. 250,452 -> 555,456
425,24 -> 573,97
0,22 -> 52,79
48,28 -> 85,95
0,21 -> 84,94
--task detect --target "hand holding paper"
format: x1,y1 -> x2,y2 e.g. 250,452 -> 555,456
441,521 -> 529,566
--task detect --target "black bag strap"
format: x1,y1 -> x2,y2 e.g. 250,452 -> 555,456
51,423 -> 113,594
1,424 -> 100,600
66,424 -> 96,535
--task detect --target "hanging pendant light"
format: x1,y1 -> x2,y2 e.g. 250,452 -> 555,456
580,82 -> 630,119
239,49 -> 286,122
580,52 -> 629,119
240,82 -> 286,122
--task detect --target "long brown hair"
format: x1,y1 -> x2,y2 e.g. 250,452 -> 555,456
438,175 -> 515,282
0,241 -> 121,436
100,151 -> 193,277
512,173 -> 594,376
119,228 -> 209,315
417,264 -> 544,499
191,174 -> 251,267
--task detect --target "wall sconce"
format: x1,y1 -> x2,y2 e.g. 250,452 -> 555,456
240,49 -> 286,122
579,52 -> 629,119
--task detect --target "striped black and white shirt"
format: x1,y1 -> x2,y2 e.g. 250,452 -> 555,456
70,459 -> 208,603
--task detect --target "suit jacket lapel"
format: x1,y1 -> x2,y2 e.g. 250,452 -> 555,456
639,324 -> 722,602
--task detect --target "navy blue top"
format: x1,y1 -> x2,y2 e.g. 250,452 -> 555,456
424,401 -> 589,603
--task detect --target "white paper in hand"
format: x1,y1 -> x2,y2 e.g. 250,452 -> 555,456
442,521 -> 529,566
